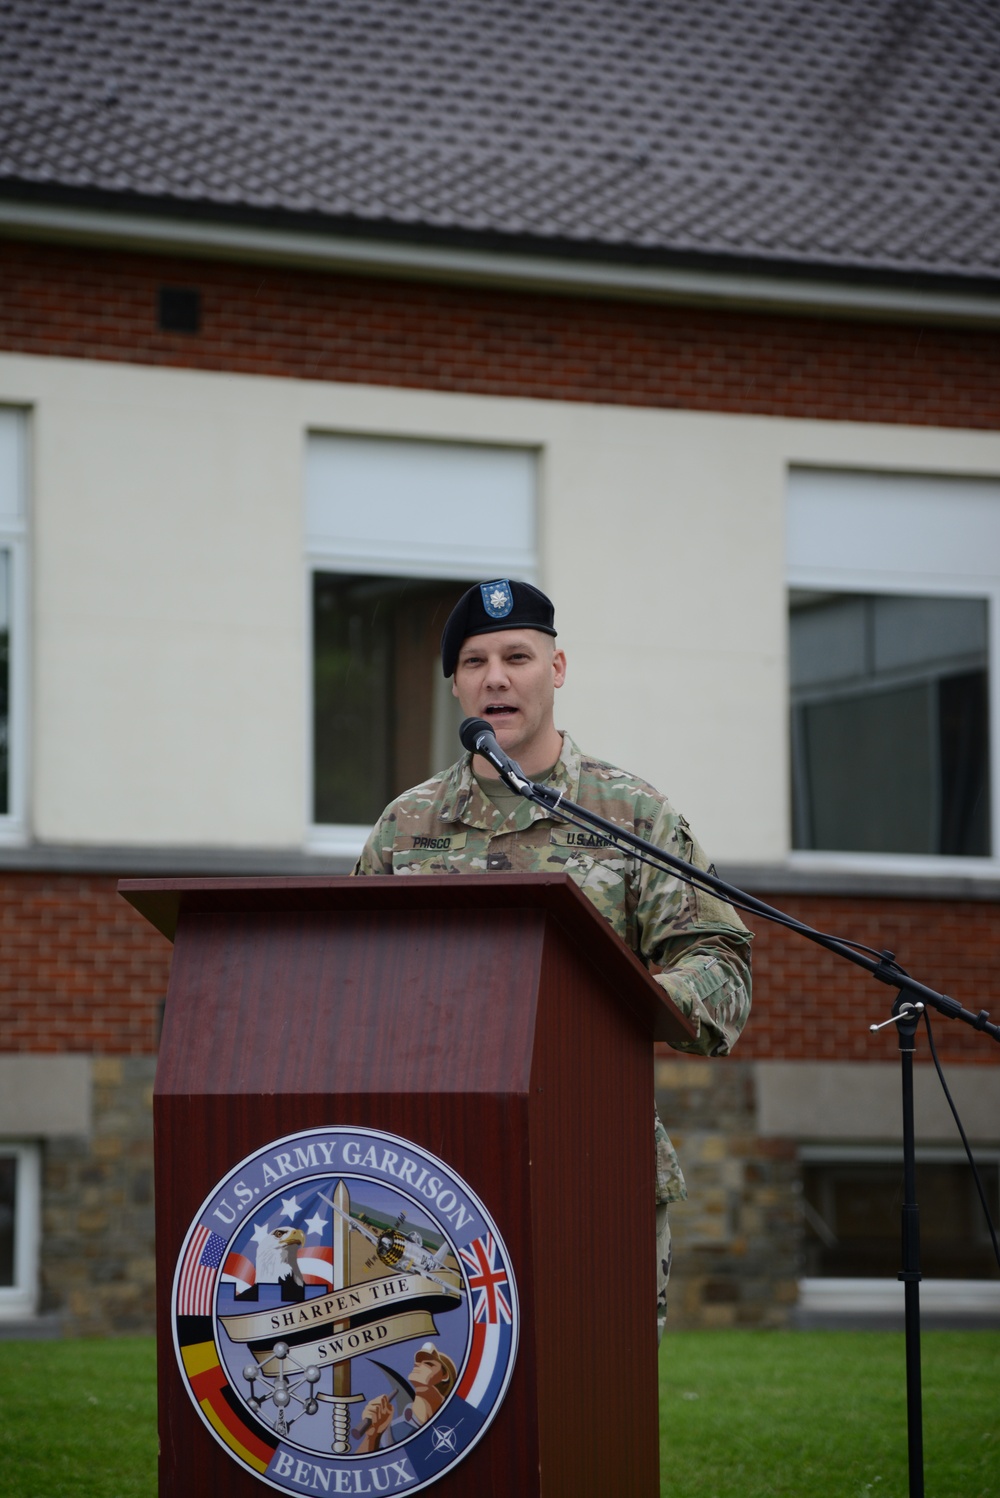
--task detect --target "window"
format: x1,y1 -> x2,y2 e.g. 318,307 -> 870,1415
313,573 -> 474,826
0,409 -> 26,835
787,470 -> 1000,861
802,1151 -> 1000,1281
0,1142 -> 41,1319
306,435 -> 537,844
791,592 -> 990,854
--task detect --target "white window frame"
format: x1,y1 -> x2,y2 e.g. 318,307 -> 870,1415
0,1141 -> 41,1320
0,408 -> 28,842
787,467 -> 1000,875
304,433 -> 539,857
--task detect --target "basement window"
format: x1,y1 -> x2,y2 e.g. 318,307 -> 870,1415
0,1142 -> 41,1319
802,1151 -> 1000,1280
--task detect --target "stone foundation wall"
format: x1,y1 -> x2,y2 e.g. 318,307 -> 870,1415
656,1056 -> 801,1329
40,1057 -> 156,1336
31,1052 -> 799,1337
22,1048 -> 999,1337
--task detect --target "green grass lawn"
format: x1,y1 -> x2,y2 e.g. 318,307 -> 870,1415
660,1330 -> 999,1498
0,1330 -> 996,1495
0,1336 -> 157,1497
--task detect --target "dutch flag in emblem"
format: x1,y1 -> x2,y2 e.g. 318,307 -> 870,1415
456,1233 -> 514,1410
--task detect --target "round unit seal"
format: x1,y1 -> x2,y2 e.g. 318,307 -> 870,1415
172,1126 -> 518,1494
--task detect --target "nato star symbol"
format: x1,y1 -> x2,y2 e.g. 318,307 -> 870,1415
430,1426 -> 458,1454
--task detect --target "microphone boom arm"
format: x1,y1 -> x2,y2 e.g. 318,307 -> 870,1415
517,777 -> 1000,1044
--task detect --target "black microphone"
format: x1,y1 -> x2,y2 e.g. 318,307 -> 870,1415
459,717 -> 530,792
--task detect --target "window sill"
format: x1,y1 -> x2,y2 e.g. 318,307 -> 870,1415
796,1277 -> 1000,1326
0,1309 -> 61,1340
788,850 -> 1000,880
723,854 -> 1000,901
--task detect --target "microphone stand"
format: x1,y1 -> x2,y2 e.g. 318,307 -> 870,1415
502,764 -> 1000,1498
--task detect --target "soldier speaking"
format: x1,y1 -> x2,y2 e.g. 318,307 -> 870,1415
353,578 -> 752,1341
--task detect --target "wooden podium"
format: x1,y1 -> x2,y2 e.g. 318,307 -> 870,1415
122,873 -> 694,1497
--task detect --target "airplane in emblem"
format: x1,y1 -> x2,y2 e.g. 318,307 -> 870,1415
317,1193 -> 464,1298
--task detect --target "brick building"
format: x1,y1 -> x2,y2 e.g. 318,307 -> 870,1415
1,0 -> 998,1335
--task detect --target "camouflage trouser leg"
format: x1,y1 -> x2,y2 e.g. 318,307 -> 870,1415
656,1202 -> 672,1345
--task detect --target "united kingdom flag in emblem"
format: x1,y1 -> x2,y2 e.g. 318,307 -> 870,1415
456,1232 -> 515,1416
459,1233 -> 513,1324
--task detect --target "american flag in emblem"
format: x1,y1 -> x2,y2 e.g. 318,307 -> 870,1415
177,1225 -> 226,1316
459,1233 -> 512,1324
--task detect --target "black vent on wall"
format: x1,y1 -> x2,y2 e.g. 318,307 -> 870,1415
158,286 -> 201,333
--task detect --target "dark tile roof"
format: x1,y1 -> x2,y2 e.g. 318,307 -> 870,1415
2,0 -> 999,283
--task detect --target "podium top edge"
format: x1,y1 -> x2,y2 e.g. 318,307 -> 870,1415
118,872 -> 696,1045
119,871 -> 593,939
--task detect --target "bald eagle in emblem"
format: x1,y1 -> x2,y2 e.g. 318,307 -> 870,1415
254,1226 -> 306,1286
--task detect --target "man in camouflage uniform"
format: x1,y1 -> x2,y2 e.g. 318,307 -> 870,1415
354,579 -> 752,1342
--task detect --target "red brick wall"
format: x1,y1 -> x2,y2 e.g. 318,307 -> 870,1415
1,872 -> 996,1065
743,894 -> 1000,1065
2,238 -> 1000,427
0,873 -> 169,1053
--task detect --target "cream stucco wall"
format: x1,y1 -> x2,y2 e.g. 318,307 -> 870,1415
3,351 -> 1000,858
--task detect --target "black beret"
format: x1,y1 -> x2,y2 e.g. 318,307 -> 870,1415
441,579 -> 556,676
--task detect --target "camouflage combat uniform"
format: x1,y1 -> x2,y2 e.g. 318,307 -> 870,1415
354,732 -> 752,1335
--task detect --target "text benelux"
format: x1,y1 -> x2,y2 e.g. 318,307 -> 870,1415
212,1138 -> 474,1233
271,1450 -> 415,1492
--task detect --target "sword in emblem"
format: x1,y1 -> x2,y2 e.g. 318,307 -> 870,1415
321,1180 -> 363,1453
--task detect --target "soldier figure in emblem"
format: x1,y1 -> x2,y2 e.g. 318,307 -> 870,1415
356,1344 -> 458,1451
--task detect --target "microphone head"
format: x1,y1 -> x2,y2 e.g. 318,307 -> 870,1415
459,717 -> 492,752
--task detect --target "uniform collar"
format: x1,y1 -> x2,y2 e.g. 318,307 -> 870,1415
439,731 -> 582,830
